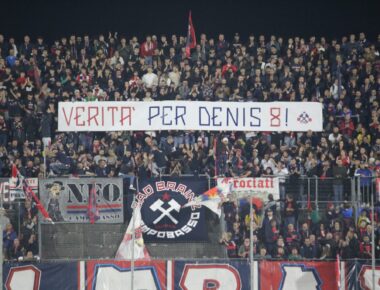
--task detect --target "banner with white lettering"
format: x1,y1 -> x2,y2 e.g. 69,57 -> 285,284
4,259 -> 353,290
174,260 -> 251,290
58,101 -> 323,132
260,260 -> 340,290
217,177 -> 280,200
132,177 -> 208,242
3,262 -> 78,290
0,178 -> 9,202
85,260 -> 167,290
39,178 -> 123,223
348,261 -> 380,290
0,177 -> 38,202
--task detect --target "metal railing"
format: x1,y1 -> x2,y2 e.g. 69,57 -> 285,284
0,176 -> 378,261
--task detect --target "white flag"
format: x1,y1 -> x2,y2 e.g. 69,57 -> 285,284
115,207 -> 150,260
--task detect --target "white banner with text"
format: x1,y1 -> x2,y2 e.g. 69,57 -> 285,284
217,177 -> 280,201
58,101 -> 323,132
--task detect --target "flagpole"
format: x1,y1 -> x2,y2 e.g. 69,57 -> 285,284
130,176 -> 138,290
250,191 -> 254,290
371,190 -> 375,290
43,147 -> 47,178
213,135 -> 217,177
0,181 -> 4,289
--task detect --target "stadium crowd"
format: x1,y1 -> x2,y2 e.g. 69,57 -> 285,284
0,31 -> 379,260
221,194 -> 380,260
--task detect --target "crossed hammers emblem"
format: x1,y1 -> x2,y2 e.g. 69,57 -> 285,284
150,199 -> 181,224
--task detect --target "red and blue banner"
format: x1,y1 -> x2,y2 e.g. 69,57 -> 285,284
5,259 -> 380,290
346,261 -> 380,290
174,260 -> 250,290
260,260 -> 339,290
132,177 -> 209,242
86,260 -> 166,290
3,262 -> 78,290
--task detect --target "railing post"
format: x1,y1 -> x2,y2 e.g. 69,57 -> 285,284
357,176 -> 361,205
351,177 -> 359,227
371,190 -> 375,290
38,217 -> 42,258
249,193 -> 254,290
307,177 -> 311,211
0,188 -> 4,289
315,176 -> 319,212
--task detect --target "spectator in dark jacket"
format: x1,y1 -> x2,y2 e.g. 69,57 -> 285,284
300,237 -> 318,259
332,159 -> 348,203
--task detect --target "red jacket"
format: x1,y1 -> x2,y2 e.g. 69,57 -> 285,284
222,64 -> 237,76
339,119 -> 354,137
140,41 -> 157,57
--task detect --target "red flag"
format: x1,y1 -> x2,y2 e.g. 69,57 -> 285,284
307,190 -> 312,211
88,183 -> 100,224
11,165 -> 18,180
185,11 -> 196,58
12,164 -> 52,221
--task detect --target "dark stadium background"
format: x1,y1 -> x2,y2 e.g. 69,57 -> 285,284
1,0 -> 379,42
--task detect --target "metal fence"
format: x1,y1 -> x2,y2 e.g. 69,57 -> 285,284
0,175 -> 378,261
1,175 -> 379,289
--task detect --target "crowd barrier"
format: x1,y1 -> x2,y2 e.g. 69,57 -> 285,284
3,258 -> 379,290
0,175 -> 378,260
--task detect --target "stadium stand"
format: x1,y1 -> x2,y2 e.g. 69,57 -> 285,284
0,31 -> 380,263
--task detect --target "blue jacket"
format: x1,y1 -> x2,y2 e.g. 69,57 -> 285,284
356,168 -> 372,187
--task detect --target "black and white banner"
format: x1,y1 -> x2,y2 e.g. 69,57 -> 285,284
132,177 -> 209,242
0,177 -> 38,202
39,178 -> 124,223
